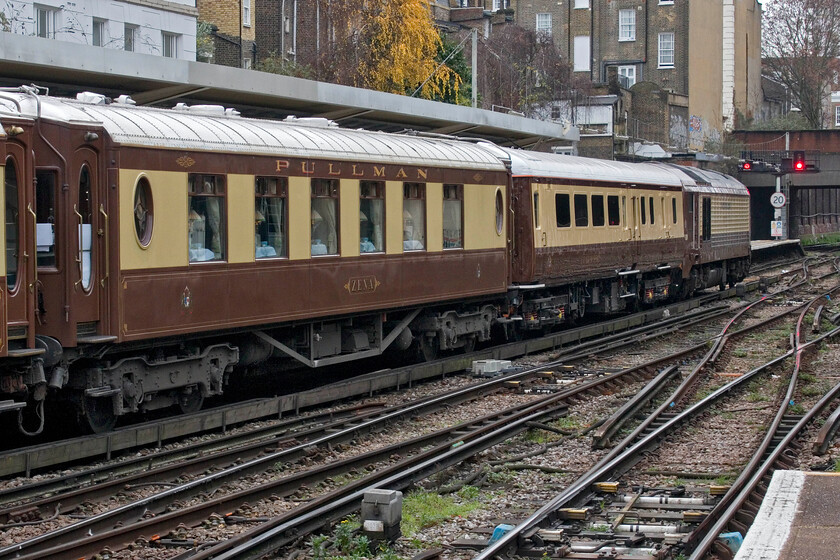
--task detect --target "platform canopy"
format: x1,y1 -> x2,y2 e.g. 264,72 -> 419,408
0,34 -> 579,149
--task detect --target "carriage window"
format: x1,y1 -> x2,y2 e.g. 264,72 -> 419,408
672,197 -> 678,224
78,166 -> 93,291
555,193 -> 570,228
574,194 -> 588,227
592,195 -> 605,227
35,170 -> 57,268
702,197 -> 712,241
495,188 -> 504,235
640,196 -> 647,224
188,174 -> 226,262
134,177 -> 153,247
533,191 -> 541,229
403,183 -> 425,251
5,158 -> 19,290
360,181 -> 384,253
255,177 -> 287,259
443,184 -> 463,249
311,179 -> 338,256
607,195 -> 620,226
649,196 -> 655,225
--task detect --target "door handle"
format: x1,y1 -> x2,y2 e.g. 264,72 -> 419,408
99,204 -> 109,287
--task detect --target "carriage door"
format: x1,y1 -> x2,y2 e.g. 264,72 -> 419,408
70,151 -> 102,336
4,146 -> 36,349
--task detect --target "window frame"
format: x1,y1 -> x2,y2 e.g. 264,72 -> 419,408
124,23 -> 137,52
5,156 -> 20,292
403,182 -> 426,252
555,193 -> 571,228
35,168 -> 59,269
619,9 -> 636,42
618,65 -> 636,88
591,194 -> 606,227
134,176 -> 154,248
243,0 -> 251,26
311,178 -> 340,257
658,32 -> 675,68
835,106 -> 840,127
360,180 -> 385,254
649,196 -> 655,225
442,184 -> 464,250
255,176 -> 288,259
574,0 -> 589,8
702,197 -> 712,241
536,13 -> 552,36
162,32 -> 178,58
573,193 -> 589,227
574,36 -> 591,72
92,18 -> 105,47
35,5 -> 58,39
188,174 -> 227,263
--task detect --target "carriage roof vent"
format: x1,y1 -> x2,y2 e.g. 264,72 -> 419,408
283,115 -> 338,128
173,103 -> 240,117
76,92 -> 107,105
115,94 -> 136,106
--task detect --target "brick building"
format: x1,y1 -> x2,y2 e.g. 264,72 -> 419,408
510,0 -> 763,153
197,0 -> 254,67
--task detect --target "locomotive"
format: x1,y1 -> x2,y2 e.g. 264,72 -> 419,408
0,85 -> 750,434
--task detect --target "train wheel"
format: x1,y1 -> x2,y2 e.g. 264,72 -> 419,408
178,389 -> 204,414
420,336 -> 439,362
83,395 -> 117,434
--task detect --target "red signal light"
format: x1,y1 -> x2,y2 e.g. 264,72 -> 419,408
742,162 -> 752,170
793,150 -> 806,172
794,160 -> 805,171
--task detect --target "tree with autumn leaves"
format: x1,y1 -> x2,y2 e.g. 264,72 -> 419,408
313,0 -> 463,102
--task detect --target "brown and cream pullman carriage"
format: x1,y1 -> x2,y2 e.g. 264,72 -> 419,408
0,88 -> 510,431
489,147 -> 750,333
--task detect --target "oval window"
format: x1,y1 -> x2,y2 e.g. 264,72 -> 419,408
495,188 -> 504,235
134,177 -> 154,247
5,157 -> 19,291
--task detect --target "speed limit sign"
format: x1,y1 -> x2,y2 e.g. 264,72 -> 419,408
770,192 -> 787,208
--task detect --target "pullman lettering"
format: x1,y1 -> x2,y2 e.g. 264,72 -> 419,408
344,276 -> 381,295
276,160 -> 427,181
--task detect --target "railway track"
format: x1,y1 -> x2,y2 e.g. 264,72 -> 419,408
0,255 -> 835,559
474,282 -> 840,560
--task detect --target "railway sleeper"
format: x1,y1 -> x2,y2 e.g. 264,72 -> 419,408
68,343 -> 238,432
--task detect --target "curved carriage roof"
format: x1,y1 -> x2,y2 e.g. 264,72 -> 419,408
486,145 -> 687,188
0,93 -> 506,171
485,145 -> 749,196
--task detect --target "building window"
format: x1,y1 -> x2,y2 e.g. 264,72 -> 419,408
659,32 -> 675,68
555,193 -> 570,228
836,106 -> 840,127
243,0 -> 251,26
618,65 -> 636,88
536,13 -> 551,36
311,179 -> 339,256
360,181 -> 384,253
92,18 -> 105,47
619,9 -> 635,41
35,5 -> 58,38
659,0 -> 674,4
255,177 -> 287,259
124,24 -> 137,52
574,194 -> 588,227
403,183 -> 425,251
574,36 -> 591,72
188,174 -> 226,262
574,0 -> 589,8
162,32 -> 178,58
443,184 -> 463,249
